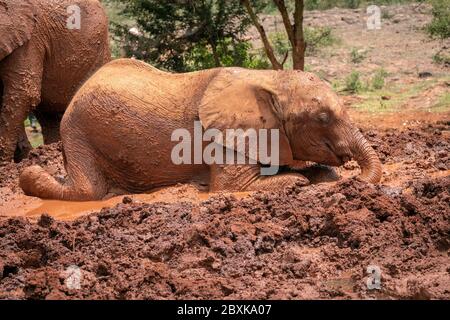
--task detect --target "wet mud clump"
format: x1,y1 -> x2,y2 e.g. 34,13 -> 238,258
0,123 -> 449,299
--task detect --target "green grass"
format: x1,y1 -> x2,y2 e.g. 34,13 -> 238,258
345,76 -> 450,113
24,118 -> 44,148
431,91 -> 450,112
28,132 -> 44,148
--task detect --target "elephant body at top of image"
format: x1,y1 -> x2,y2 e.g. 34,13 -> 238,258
20,59 -> 382,201
0,0 -> 110,162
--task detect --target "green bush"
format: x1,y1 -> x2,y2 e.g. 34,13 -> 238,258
350,48 -> 366,64
371,68 -> 388,90
184,38 -> 270,71
344,71 -> 365,93
426,0 -> 450,40
269,32 -> 291,57
305,26 -> 337,55
268,26 -> 336,62
432,52 -> 450,66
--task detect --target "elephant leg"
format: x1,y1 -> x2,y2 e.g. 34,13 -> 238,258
0,87 -> 39,163
34,110 -> 62,144
209,163 -> 310,192
14,125 -> 33,163
0,49 -> 44,163
285,164 -> 341,184
20,136 -> 108,200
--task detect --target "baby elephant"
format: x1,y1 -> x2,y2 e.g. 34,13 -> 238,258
20,59 -> 382,200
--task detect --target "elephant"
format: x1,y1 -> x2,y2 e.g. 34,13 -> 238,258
19,59 -> 382,201
0,0 -> 110,162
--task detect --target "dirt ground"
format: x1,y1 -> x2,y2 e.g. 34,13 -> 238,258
0,118 -> 448,300
0,3 -> 449,300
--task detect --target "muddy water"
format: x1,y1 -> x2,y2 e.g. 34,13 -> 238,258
1,186 -> 250,221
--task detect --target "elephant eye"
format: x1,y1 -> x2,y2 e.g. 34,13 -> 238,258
318,112 -> 330,124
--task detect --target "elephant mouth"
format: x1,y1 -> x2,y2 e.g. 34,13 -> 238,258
324,141 -> 351,166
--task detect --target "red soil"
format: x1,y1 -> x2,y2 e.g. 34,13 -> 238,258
0,122 -> 449,299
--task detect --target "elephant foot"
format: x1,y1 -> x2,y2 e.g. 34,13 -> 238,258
245,173 -> 310,191
20,165 -> 55,198
298,164 -> 341,184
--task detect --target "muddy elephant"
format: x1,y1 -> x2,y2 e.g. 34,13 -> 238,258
0,0 -> 110,162
20,59 -> 382,200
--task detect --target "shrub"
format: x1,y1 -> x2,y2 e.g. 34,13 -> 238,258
305,26 -> 337,55
371,68 -> 388,90
344,71 -> 364,93
432,52 -> 450,66
350,48 -> 366,64
184,38 -> 270,71
426,0 -> 450,40
269,32 -> 291,57
268,26 -> 336,61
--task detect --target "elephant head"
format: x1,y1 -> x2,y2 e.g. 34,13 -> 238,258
199,68 -> 382,184
0,0 -> 37,61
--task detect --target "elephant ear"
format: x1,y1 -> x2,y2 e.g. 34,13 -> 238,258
199,69 -> 293,165
0,0 -> 37,61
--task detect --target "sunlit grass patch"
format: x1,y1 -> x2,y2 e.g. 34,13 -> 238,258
342,76 -> 450,113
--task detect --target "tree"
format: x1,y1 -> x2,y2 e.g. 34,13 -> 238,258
108,0 -> 255,71
242,0 -> 306,70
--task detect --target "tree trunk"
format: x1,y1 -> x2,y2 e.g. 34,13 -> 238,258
272,0 -> 306,70
292,0 -> 305,70
241,0 -> 283,70
210,41 -> 221,67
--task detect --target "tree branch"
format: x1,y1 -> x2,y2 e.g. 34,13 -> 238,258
273,0 -> 295,47
241,0 -> 283,70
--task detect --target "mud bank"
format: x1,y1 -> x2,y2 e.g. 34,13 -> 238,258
0,123 -> 449,299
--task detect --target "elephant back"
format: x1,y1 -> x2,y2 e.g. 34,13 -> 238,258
0,0 -> 37,61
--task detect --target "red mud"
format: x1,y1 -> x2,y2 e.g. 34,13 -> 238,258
0,122 -> 449,299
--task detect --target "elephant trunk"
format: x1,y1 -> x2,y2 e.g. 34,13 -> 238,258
349,127 -> 382,184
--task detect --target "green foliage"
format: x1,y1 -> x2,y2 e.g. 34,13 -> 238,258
344,71 -> 365,93
350,48 -> 366,64
371,68 -> 388,90
184,38 -> 270,71
426,0 -> 450,40
270,32 -> 291,57
432,52 -> 450,66
268,26 -> 336,62
108,0 -> 254,71
304,26 -> 337,54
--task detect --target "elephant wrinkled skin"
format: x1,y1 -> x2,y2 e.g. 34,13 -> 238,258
20,59 -> 382,200
0,0 -> 110,162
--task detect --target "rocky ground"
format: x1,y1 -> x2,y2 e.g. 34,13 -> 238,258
0,122 -> 448,300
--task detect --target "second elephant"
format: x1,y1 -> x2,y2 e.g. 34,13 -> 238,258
0,0 -> 110,162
